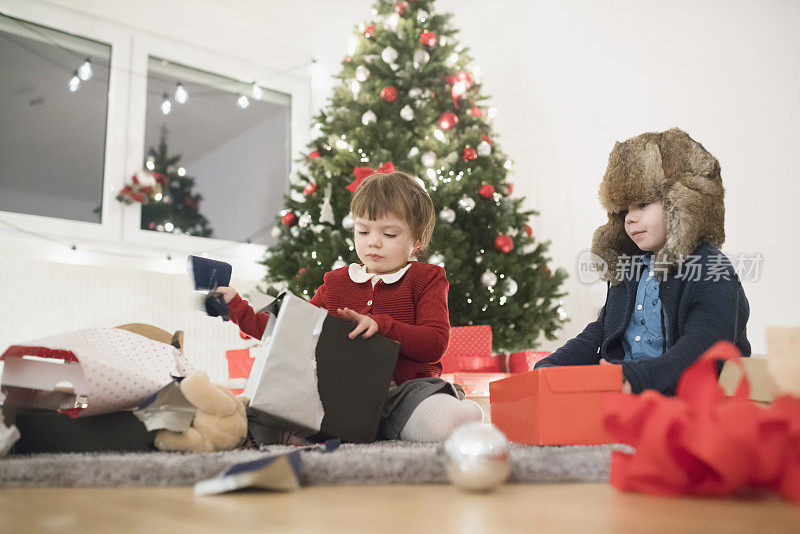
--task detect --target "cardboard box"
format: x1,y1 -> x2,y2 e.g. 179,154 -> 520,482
489,364 -> 622,445
718,357 -> 776,403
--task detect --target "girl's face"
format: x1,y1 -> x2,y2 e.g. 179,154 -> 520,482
624,200 -> 667,252
354,213 -> 419,274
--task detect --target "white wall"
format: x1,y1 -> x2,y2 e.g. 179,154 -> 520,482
3,0 -> 798,377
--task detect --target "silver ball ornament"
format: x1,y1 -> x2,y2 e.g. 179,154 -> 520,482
428,253 -> 445,267
413,49 -> 430,68
408,87 -> 423,99
458,196 -> 476,212
270,226 -> 281,239
408,146 -> 420,158
332,259 -> 347,270
355,65 -> 370,82
481,269 -> 498,287
361,110 -> 377,125
443,423 -> 511,492
400,105 -> 414,121
342,213 -> 355,230
477,140 -> 492,157
381,46 -> 398,64
298,213 -> 312,228
504,278 -> 518,296
421,151 -> 437,167
439,207 -> 456,223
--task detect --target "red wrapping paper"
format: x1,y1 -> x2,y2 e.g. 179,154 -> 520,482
440,326 -> 497,373
603,341 -> 800,503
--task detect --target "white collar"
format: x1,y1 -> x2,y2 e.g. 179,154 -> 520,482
348,262 -> 412,286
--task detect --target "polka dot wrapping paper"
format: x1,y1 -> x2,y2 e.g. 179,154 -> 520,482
1,328 -> 192,417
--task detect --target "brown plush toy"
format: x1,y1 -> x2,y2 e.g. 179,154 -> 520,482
154,370 -> 248,453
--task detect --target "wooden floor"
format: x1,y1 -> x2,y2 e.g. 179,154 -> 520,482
1,483 -> 798,533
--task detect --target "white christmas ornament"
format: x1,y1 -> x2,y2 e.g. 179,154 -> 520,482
332,259 -> 347,270
504,278 -> 518,297
428,254 -> 445,267
477,140 -> 492,156
408,146 -> 420,158
421,151 -> 437,167
443,423 -> 511,492
319,185 -> 335,224
355,65 -> 370,82
400,105 -> 414,121
416,9 -> 429,22
481,270 -> 498,287
342,213 -> 355,230
458,196 -> 476,212
381,46 -> 398,64
439,207 -> 456,223
361,110 -> 377,125
270,226 -> 281,239
413,49 -> 430,68
408,87 -> 423,99
298,213 -> 313,228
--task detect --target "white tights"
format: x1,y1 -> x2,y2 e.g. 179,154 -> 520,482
399,393 -> 484,442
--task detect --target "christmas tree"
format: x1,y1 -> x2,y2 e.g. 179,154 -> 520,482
139,130 -> 212,238
262,0 -> 566,352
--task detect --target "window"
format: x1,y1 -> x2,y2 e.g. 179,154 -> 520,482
141,57 -> 291,244
0,13 -> 111,224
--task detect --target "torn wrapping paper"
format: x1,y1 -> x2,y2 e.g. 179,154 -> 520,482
1,327 -> 192,418
604,341 -> 800,503
194,440 -> 339,496
133,380 -> 196,432
244,292 -> 328,436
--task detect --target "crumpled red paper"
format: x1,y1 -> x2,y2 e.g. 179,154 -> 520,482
603,341 -> 800,503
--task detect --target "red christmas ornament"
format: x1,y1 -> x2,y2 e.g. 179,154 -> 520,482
395,1 -> 409,14
282,212 -> 298,226
438,112 -> 458,130
296,267 -> 307,278
380,86 -> 398,102
419,31 -> 437,47
304,182 -> 317,195
479,184 -> 495,198
480,134 -> 492,145
131,174 -> 139,185
238,330 -> 252,340
504,182 -> 514,195
149,222 -> 156,230
308,150 -> 320,159
495,235 -> 514,254
364,24 -> 375,38
471,106 -> 483,117
462,146 -> 477,161
524,224 -> 533,237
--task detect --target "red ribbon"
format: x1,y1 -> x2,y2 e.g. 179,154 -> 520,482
346,162 -> 395,192
603,341 -> 800,503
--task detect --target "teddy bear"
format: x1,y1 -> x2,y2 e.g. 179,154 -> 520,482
154,370 -> 249,453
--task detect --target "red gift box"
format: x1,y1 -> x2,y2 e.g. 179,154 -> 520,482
507,351 -> 552,373
440,325 -> 498,373
489,364 -> 623,445
226,348 -> 255,395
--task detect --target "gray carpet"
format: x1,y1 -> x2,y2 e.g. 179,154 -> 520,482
0,442 -> 616,488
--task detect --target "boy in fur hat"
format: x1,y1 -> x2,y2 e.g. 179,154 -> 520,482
535,128 -> 751,394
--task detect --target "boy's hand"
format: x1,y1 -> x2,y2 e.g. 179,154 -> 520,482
214,286 -> 238,304
600,358 -> 632,394
337,307 -> 379,339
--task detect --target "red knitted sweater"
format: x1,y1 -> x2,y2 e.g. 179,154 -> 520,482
227,261 -> 450,384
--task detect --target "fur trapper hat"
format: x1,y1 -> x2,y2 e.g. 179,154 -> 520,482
591,128 -> 725,284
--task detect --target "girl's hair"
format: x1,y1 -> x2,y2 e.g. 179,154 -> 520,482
349,171 -> 435,257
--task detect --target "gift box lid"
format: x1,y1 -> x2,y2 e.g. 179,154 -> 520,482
541,365 -> 622,393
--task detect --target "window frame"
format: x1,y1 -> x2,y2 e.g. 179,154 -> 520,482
0,0 -> 310,268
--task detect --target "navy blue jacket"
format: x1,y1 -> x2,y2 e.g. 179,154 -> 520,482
535,245 -> 751,394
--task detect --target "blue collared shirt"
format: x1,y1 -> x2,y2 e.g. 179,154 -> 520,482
622,254 -> 667,361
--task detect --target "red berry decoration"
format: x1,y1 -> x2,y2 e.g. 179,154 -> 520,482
471,106 -> 483,117
438,112 -> 458,130
364,24 -> 375,38
381,86 -> 398,102
419,31 -> 437,47
304,182 -> 317,195
308,150 -> 320,159
479,184 -> 495,198
395,1 -> 409,15
282,212 -> 298,226
524,224 -> 533,237
495,235 -> 514,254
462,146 -> 477,161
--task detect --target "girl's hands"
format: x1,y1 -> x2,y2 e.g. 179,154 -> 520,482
337,307 -> 379,339
214,286 -> 238,304
600,358 -> 632,394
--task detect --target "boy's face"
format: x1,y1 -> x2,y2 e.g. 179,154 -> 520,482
624,200 -> 667,252
354,213 -> 419,274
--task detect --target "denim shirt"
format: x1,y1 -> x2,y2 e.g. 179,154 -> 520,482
622,254 -> 667,361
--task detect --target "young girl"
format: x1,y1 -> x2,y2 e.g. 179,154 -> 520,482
536,128 -> 751,395
217,170 -> 482,441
